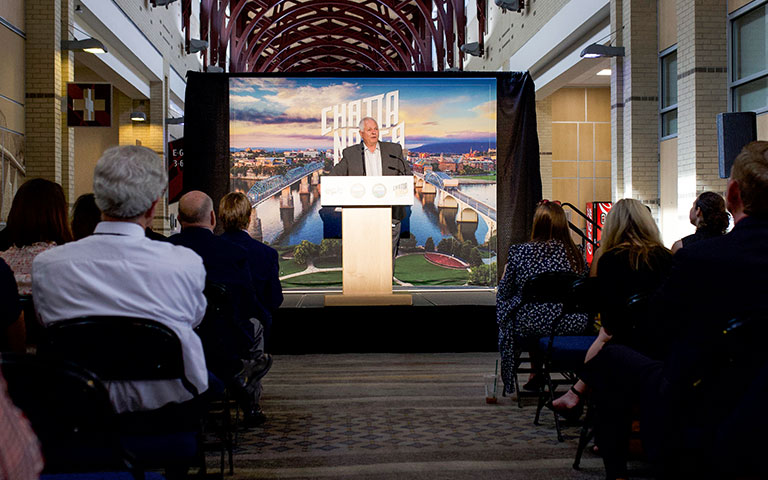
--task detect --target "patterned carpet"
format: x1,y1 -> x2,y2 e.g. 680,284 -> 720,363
205,353 -> 649,479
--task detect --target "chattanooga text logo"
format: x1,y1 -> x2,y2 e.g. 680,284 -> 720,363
320,90 -> 405,163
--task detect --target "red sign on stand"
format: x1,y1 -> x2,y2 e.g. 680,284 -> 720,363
168,138 -> 184,203
586,201 -> 612,265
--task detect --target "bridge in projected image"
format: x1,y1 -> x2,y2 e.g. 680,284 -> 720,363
415,171 -> 497,242
246,161 -> 323,208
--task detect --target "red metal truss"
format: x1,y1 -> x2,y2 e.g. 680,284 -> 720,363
182,0 -> 469,72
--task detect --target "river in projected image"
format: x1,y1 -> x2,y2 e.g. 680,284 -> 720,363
230,177 -> 495,249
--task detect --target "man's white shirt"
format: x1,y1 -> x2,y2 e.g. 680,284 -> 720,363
363,142 -> 383,177
32,221 -> 208,413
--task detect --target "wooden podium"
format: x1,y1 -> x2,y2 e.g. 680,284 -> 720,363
320,175 -> 414,306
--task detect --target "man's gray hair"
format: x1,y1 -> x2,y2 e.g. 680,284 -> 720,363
93,145 -> 167,219
358,117 -> 377,131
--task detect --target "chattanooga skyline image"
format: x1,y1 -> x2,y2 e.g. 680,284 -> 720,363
229,77 -> 498,289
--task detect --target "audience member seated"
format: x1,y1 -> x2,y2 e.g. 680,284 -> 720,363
671,191 -> 729,253
32,145 -> 208,413
71,193 -> 102,240
218,191 -> 283,344
553,198 -> 672,412
579,141 -> 768,479
0,361 -> 43,480
496,201 -> 588,395
0,178 -> 73,294
170,191 -> 272,425
0,259 -> 24,353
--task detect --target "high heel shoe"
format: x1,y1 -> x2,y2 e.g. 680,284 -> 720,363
546,386 -> 584,422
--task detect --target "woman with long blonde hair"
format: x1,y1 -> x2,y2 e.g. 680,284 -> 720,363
552,199 -> 673,478
496,201 -> 588,395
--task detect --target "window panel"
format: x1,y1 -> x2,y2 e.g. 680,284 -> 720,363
662,110 -> 678,137
734,77 -> 768,112
661,51 -> 677,109
733,5 -> 768,81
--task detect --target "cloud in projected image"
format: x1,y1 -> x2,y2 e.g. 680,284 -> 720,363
229,77 -> 496,149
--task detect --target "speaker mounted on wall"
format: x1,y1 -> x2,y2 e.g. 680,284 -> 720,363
717,112 -> 757,179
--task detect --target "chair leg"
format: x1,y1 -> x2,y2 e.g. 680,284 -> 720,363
573,399 -> 595,470
535,366 -> 564,442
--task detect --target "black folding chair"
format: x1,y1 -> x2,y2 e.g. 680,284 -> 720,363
573,292 -> 648,468
523,274 -> 601,441
0,353 -> 143,479
40,317 -> 205,478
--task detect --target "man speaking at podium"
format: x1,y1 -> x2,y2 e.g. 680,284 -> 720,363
330,116 -> 412,257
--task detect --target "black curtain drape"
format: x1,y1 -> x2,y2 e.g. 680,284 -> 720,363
496,71 -> 542,280
183,71 -> 231,224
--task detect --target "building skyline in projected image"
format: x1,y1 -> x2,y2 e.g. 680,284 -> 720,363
229,76 -> 498,290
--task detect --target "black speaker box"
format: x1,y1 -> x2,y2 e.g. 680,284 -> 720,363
717,112 -> 757,179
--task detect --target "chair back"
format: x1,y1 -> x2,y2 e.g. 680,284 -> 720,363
520,271 -> 582,306
0,353 -> 138,474
41,317 -> 198,396
567,277 -> 602,316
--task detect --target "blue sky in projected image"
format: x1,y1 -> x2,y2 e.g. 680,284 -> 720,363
229,77 -> 496,149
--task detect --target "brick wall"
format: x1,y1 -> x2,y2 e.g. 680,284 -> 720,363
675,0 -> 727,222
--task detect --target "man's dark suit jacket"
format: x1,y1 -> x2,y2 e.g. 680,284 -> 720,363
330,141 -> 412,221
220,230 -> 283,331
169,227 -> 259,358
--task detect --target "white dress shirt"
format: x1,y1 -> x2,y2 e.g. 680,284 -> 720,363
363,142 -> 383,176
32,221 -> 208,413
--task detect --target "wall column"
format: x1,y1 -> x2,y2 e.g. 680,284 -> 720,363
611,0 -> 625,201
25,0 -> 63,183
675,0 -> 727,223
620,0 -> 659,214
60,0 -> 75,204
148,80 -> 168,234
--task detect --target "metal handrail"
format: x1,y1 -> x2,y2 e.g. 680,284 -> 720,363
561,202 -> 601,232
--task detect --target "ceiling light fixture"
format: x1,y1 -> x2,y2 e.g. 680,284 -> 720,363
580,43 -> 625,58
596,69 -> 612,76
61,38 -> 108,54
130,111 -> 147,122
460,42 -> 483,57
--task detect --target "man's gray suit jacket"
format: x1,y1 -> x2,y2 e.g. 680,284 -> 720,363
329,141 -> 412,221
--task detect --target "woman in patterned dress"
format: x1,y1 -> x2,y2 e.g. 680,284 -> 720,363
496,201 -> 588,394
0,178 -> 72,295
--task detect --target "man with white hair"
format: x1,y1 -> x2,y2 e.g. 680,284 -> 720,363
32,145 -> 208,413
331,116 -> 412,256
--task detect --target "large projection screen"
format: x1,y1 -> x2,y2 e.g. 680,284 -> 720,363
229,76 -> 497,289
183,72 -> 542,295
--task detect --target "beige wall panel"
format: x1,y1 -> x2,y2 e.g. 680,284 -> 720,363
74,106 -> 119,198
0,27 -> 24,104
552,178 -> 578,203
595,179 -> 612,201
579,162 -> 595,178
551,89 -> 586,122
758,112 -> 768,140
586,88 -> 611,123
552,123 -> 578,160
595,161 -> 612,178
595,123 -> 611,160
553,161 -> 578,178
579,123 -> 594,161
729,0 -> 754,14
659,0 -> 678,51
578,178 -> 594,208
0,0 -> 24,30
0,98 -> 24,134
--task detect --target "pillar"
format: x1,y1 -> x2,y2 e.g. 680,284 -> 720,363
675,0 -> 728,221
